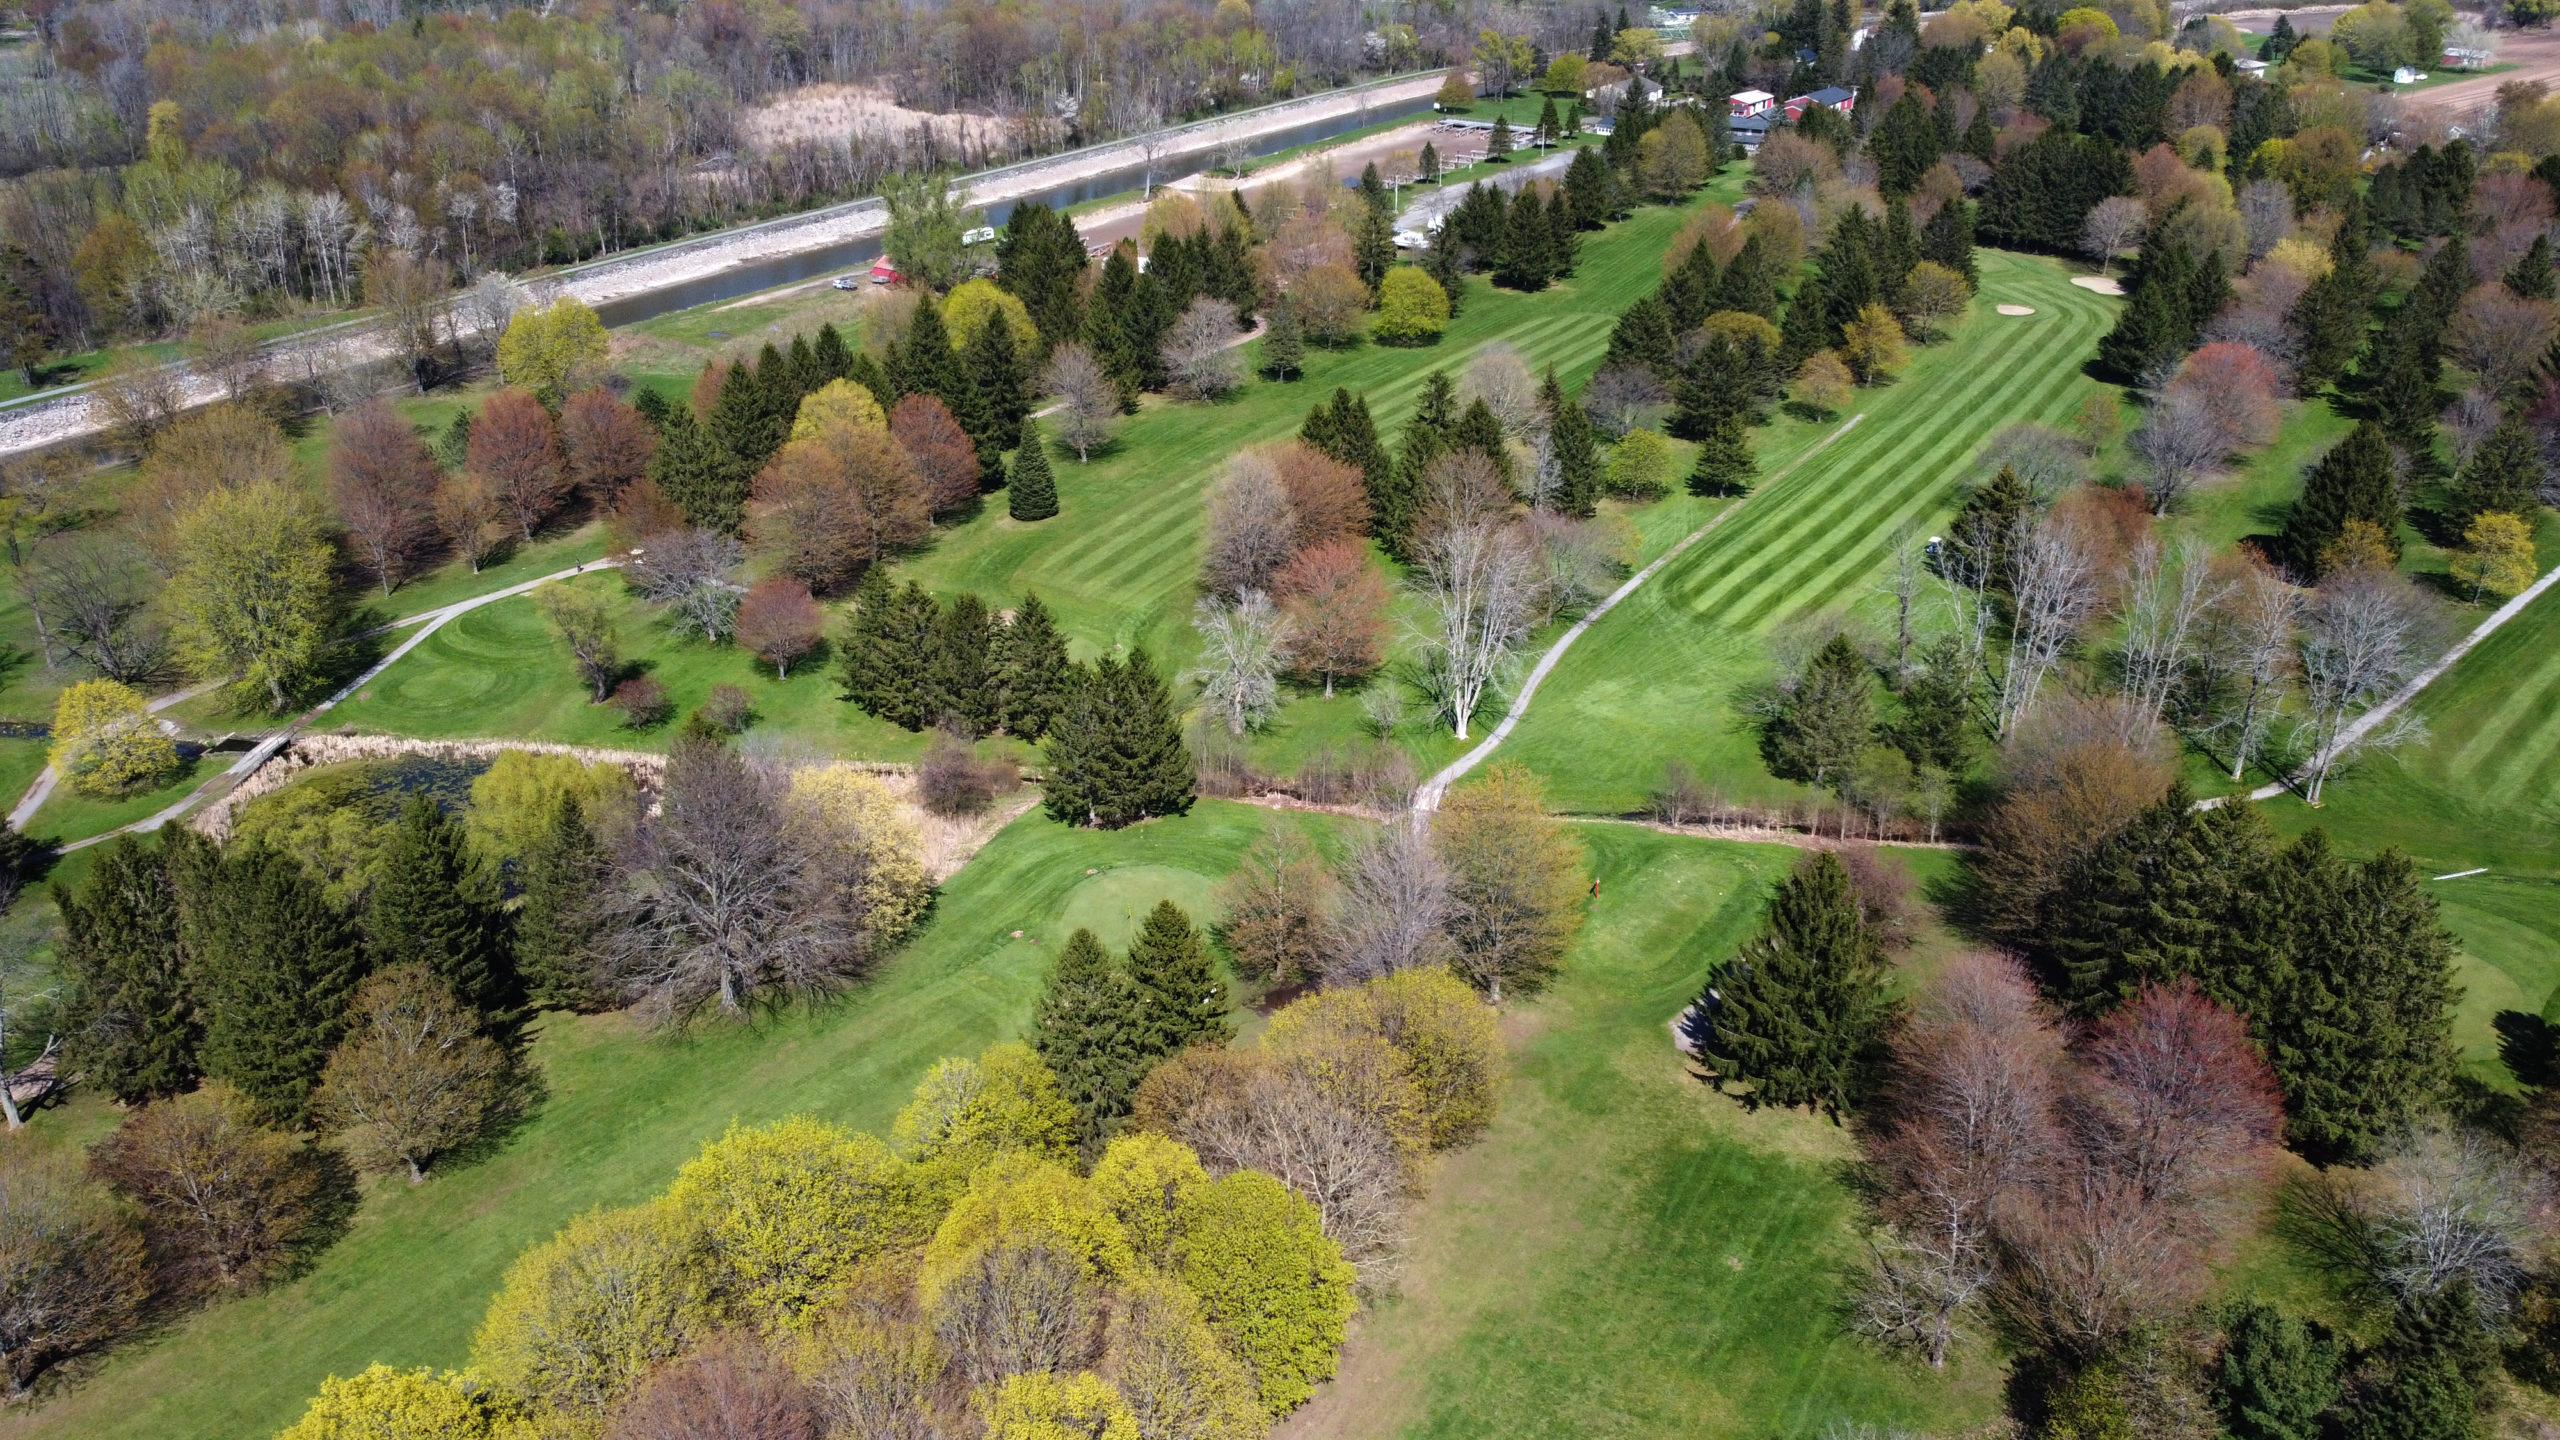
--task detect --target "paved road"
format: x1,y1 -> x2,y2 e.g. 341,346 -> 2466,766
20,557 -> 624,851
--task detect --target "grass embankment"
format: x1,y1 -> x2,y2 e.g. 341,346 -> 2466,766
1498,252 -> 2118,814
1284,825 -> 2004,1440
0,800 -> 1330,1440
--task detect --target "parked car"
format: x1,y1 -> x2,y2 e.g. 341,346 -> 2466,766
831,275 -> 860,290
1394,230 -> 1429,249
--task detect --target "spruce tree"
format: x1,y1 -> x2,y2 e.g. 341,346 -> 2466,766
1008,422 -> 1060,521
1040,652 -> 1195,828
647,404 -> 741,535
1564,145 -> 1611,230
996,201 -> 1090,347
2097,244 -> 2199,382
1495,188 -> 1553,291
516,795 -> 613,1013
1086,246 -> 1147,410
370,792 -> 514,1028
1919,197 -> 1977,286
187,838 -> 366,1126
1487,114 -> 1513,161
2506,233 -> 2556,300
1715,234 -> 1781,319
2349,1286 -> 2494,1440
2282,421 -> 2401,577
1548,190 -> 1580,277
1687,406 -> 1757,496
1603,294 -> 1679,377
1695,850 -> 1892,1119
837,565 -> 897,713
1948,465 -> 2033,589
1535,96 -> 1562,147
1662,241 -> 1720,331
2272,838 -> 2458,1164
57,835 -> 197,1104
1452,397 -> 1512,484
996,592 -> 1072,739
1258,301 -> 1307,378
1111,649 -> 1195,826
2454,418 -> 2541,521
1760,633 -> 1875,791
813,322 -> 853,379
1881,634 -> 1972,771
785,334 -> 823,397
1125,900 -> 1231,1053
1352,203 -> 1395,296
1817,206 -> 1881,340
2219,1303 -> 2342,1440
965,310 -> 1029,458
1030,927 -> 1145,1154
2043,786 -> 2276,1013
1547,369 -> 1602,516
1961,102 -> 1996,163
1421,225 -> 1468,319
927,592 -> 1000,735
710,353 -> 783,480
1777,283 -> 1829,370
1357,162 -> 1390,214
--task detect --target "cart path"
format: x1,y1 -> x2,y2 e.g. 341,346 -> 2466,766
1412,412 -> 1868,813
18,557 -> 624,847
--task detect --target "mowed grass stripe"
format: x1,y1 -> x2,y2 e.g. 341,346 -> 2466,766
1721,296 -> 2106,628
1663,287 -> 2086,621
2441,614 -> 2560,781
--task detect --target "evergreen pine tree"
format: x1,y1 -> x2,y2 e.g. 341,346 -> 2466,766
1536,96 -> 1561,147
1259,301 -> 1307,378
2274,838 -> 2459,1164
1948,465 -> 2033,589
995,201 -> 1090,348
1817,206 -> 1881,340
1880,199 -> 1920,308
1548,190 -> 1580,277
1687,406 -> 1757,496
1695,850 -> 1892,1118
1662,240 -> 1720,331
1419,140 -> 1441,184
965,310 -> 1030,457
1358,162 -> 1390,213
1008,422 -> 1060,521
1113,649 -> 1196,825
2282,421 -> 2402,577
516,795 -> 613,1014
813,322 -> 853,379
1881,634 -> 1972,769
1589,10 -> 1612,60
1760,633 -> 1875,791
2506,233 -> 2556,299
1547,369 -> 1603,516
996,591 -> 1072,739
1961,102 -> 1997,163
1564,145 -> 1612,231
654,393 -> 744,534
844,350 -> 892,408
1030,927 -> 1145,1155
1919,197 -> 1977,286
187,839 -> 365,1126
1488,115 -> 1514,161
786,334 -> 823,397
1873,91 -> 1940,196
2455,418 -> 2541,521
1421,225 -> 1468,319
2043,787 -> 2278,1013
1040,652 -> 1195,828
927,592 -> 1000,735
1086,245 -> 1147,410
1778,282 -> 1829,369
837,565 -> 898,713
1452,397 -> 1512,484
57,835 -> 197,1104
1125,900 -> 1232,1053
2219,1303 -> 2342,1440
1353,203 -> 1396,295
2349,1286 -> 2494,1440
370,792 -> 514,1028
2097,243 -> 2200,382
1604,294 -> 1679,377
1715,234 -> 1781,319
1495,188 -> 1553,290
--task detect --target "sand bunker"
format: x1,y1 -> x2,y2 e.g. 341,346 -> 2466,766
2071,275 -> 2125,295
1996,304 -> 2036,315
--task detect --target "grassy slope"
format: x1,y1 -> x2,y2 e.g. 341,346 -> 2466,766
0,800 -> 1336,1440
1283,825 -> 2003,1440
1497,251 -> 2118,813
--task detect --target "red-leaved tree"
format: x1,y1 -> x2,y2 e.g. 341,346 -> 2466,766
735,578 -> 825,679
467,388 -> 569,540
887,393 -> 980,515
2170,341 -> 2282,448
1271,440 -> 1371,550
558,388 -> 657,503
1275,538 -> 1390,697
327,398 -> 438,594
2071,978 -> 2283,1211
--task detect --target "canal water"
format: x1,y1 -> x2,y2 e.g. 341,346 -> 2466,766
592,92 -> 1438,328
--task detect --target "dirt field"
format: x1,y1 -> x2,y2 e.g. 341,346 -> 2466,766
739,84 -> 1018,154
2403,29 -> 2560,117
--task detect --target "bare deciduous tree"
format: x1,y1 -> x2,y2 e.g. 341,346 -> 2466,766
1460,342 -> 1541,438
85,1083 -> 319,1293
2192,562 -> 2294,786
2449,283 -> 2560,404
1161,298 -> 1244,399
1996,514 -> 2103,736
629,528 -> 747,644
1043,343 -> 1120,462
2081,196 -> 2149,274
0,1155 -> 149,1398
1580,364 -> 1670,439
806,1318 -> 944,1440
2114,536 -> 2225,740
2071,980 -> 2282,1212
611,1333 -> 819,1440
2365,1119 -> 2548,1316
1521,511 -> 1624,625
1326,818 -> 1456,983
1201,452 -> 1299,598
1413,519 -> 1539,740
2128,388 -> 2228,515
22,536 -> 160,683
2238,179 -> 2295,258
1186,590 -> 1291,735
2294,568 -> 2424,805
436,469 -> 507,575
603,740 -> 865,1027
930,1235 -> 1103,1387
1976,423 -> 2089,504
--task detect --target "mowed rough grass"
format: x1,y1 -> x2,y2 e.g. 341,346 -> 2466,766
0,801 -> 1336,1440
1496,252 -> 2117,813
1280,824 -> 2005,1440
